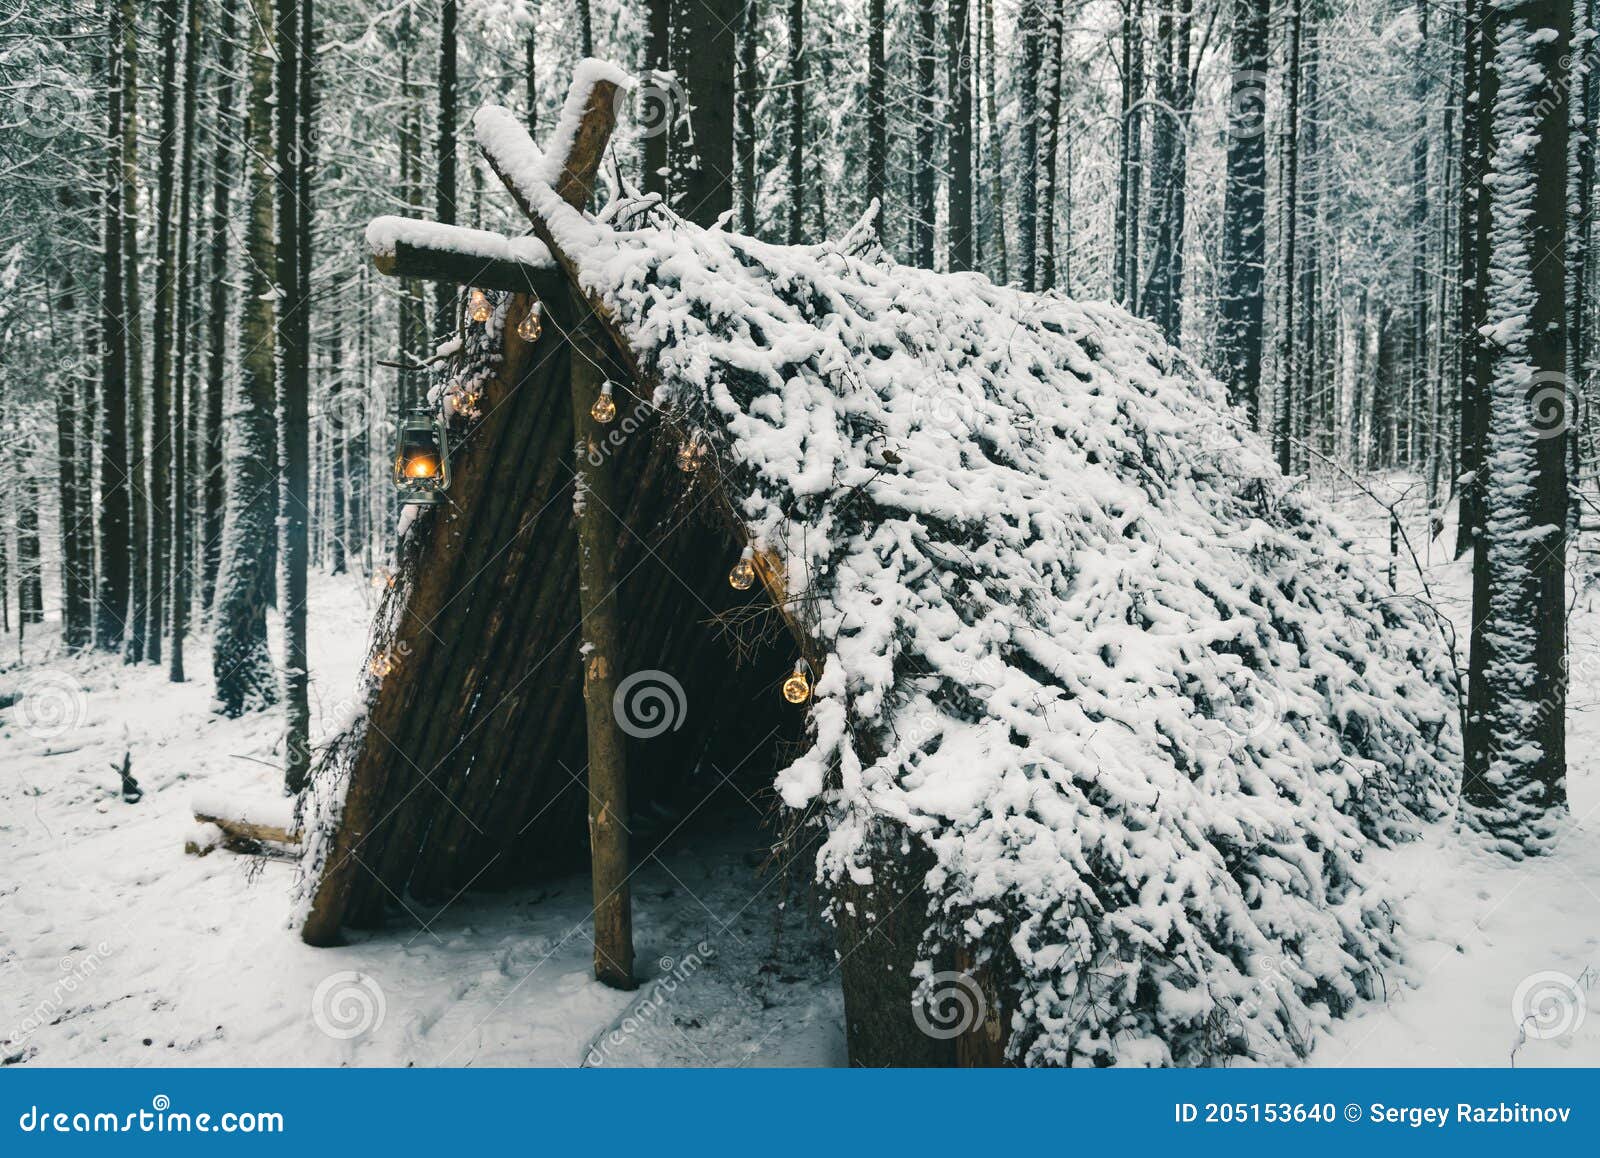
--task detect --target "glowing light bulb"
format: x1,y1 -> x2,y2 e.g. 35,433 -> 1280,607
676,435 -> 705,472
728,549 -> 755,591
517,303 -> 542,341
782,664 -> 812,704
591,385 -> 617,424
404,453 -> 440,479
468,288 -> 491,324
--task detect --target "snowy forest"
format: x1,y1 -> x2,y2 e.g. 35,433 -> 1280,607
1,0 -> 1597,1068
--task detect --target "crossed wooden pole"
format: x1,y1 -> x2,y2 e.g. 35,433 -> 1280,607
360,67 -> 637,990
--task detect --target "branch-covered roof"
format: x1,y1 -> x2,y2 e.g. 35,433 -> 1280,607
475,104 -> 1459,1061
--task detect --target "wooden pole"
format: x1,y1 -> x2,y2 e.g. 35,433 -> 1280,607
570,309 -> 635,990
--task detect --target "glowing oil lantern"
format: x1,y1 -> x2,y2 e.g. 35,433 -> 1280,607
393,409 -> 451,505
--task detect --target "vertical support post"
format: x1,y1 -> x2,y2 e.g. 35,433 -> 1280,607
569,299 -> 635,991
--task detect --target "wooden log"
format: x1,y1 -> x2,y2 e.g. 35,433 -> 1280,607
192,794 -> 300,848
374,240 -> 550,295
571,310 -> 635,991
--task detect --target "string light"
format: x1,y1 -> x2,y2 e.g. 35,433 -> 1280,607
782,659 -> 812,704
591,383 -> 617,424
468,288 -> 492,324
517,301 -> 542,341
728,547 -> 755,591
676,433 -> 706,472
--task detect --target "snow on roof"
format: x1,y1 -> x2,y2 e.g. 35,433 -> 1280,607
530,200 -> 1459,1065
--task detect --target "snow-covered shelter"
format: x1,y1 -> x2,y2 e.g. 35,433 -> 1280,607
298,61 -> 1459,1066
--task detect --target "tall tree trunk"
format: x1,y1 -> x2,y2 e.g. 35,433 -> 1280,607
434,0 -> 458,342
736,0 -> 758,233
1272,0 -> 1303,474
170,0 -> 201,683
913,0 -> 937,267
1017,0 -> 1040,287
1037,0 -> 1064,288
212,0 -> 278,717
867,0 -> 887,221
1408,2 -> 1432,470
1458,0 -> 1490,554
17,475 -> 43,626
149,0 -> 184,667
948,0 -> 974,270
578,0 -> 594,56
280,0 -> 315,792
1121,0 -> 1145,308
202,0 -> 236,610
1463,0 -> 1571,856
982,0 -> 1007,282
121,0 -> 149,664
53,230 -> 93,648
98,0 -> 131,649
787,0 -> 805,244
644,0 -> 669,201
671,0 -> 739,225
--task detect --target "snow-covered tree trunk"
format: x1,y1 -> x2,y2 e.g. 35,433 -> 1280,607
981,0 -> 1007,283
1220,0 -> 1268,424
201,0 -> 235,613
169,0 -> 200,684
1272,0 -> 1304,474
913,0 -> 937,267
97,0 -> 131,649
121,0 -> 149,665
1463,0 -> 1572,856
787,0 -> 805,244
948,0 -> 974,271
211,0 -> 278,717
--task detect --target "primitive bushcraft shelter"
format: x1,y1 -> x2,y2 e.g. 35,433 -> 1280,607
295,60 -> 1460,1067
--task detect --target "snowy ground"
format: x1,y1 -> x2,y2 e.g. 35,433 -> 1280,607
0,578 -> 842,1068
3,472 -> 1598,1067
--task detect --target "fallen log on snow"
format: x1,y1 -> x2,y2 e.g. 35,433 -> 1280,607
187,792 -> 300,855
